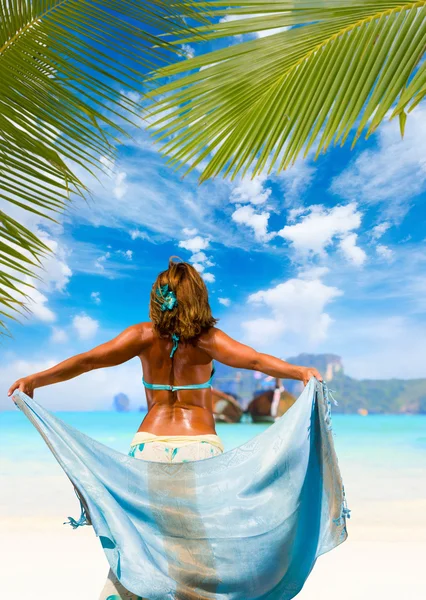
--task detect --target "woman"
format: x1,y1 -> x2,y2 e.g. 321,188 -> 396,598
8,258 -> 323,600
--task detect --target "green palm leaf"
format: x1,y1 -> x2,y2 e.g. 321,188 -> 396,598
0,0 -> 204,335
146,1 -> 426,181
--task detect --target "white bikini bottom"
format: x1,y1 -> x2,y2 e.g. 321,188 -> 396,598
129,431 -> 224,453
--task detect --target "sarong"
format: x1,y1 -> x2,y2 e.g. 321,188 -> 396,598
100,435 -> 224,600
12,378 -> 350,600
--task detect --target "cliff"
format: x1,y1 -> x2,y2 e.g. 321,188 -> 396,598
285,354 -> 426,415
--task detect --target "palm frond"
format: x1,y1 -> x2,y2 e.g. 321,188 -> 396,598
146,0 -> 426,181
0,0 -> 205,333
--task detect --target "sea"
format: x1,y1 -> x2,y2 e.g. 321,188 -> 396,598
1,410 -> 425,506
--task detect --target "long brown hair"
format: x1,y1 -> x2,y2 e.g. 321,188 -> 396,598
149,257 -> 217,341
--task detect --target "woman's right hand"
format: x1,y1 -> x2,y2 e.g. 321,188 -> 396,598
8,376 -> 36,399
299,367 -> 323,386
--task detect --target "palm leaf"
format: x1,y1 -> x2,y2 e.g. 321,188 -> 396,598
145,0 -> 426,181
0,0 -> 204,333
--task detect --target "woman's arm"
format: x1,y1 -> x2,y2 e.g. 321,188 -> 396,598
201,328 -> 322,386
8,324 -> 146,398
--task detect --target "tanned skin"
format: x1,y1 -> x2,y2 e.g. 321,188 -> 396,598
8,323 -> 322,436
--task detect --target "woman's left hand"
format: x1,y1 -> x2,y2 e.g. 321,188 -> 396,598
8,376 -> 36,399
300,367 -> 323,386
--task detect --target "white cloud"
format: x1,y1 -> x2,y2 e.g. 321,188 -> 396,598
277,202 -> 363,259
232,205 -> 271,241
190,251 -> 214,269
178,235 -> 209,253
91,291 -> 101,305
185,248 -> 216,278
298,266 -> 330,280
192,262 -> 204,273
242,274 -> 342,347
219,13 -> 289,39
339,233 -> 367,266
230,174 -> 271,205
100,155 -> 128,200
371,221 -> 391,241
114,171 -> 128,200
50,327 -> 68,343
94,251 -> 111,272
182,227 -> 198,236
256,26 -> 289,38
376,244 -> 394,261
203,272 -> 215,283
0,195 -> 72,328
331,103 -> 426,220
116,249 -> 133,260
100,155 -> 114,172
26,288 -> 56,323
72,314 -> 99,340
37,233 -> 72,293
274,158 -> 316,207
181,44 -> 195,59
219,297 -> 231,307
129,229 -> 150,241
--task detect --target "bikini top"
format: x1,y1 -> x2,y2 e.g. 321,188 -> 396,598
142,333 -> 215,392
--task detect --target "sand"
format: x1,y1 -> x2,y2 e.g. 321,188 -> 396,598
2,463 -> 426,599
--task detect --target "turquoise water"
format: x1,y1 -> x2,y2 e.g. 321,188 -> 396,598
1,410 -> 425,466
1,410 -> 425,505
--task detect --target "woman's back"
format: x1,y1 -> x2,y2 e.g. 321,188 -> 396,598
138,323 -> 218,436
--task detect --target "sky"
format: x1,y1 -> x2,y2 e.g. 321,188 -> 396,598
1,34 -> 426,410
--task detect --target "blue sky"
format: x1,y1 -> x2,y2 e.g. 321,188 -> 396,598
2,38 -> 426,410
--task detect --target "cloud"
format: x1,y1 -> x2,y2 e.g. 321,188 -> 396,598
232,205 -> 271,241
218,297 -> 231,307
129,229 -> 150,241
190,251 -> 213,266
256,26 -> 289,38
298,266 -> 330,280
230,174 -> 271,206
116,249 -> 133,260
114,171 -> 128,200
219,13 -> 289,40
376,244 -> 394,261
273,158 -> 316,207
100,155 -> 128,200
277,202 -> 364,260
330,103 -> 426,220
242,274 -> 342,347
72,314 -> 99,340
68,241 -> 138,279
91,291 -> 101,305
37,233 -> 73,293
182,227 -> 198,236
25,288 -> 57,322
181,44 -> 195,59
203,272 -> 215,283
50,327 -> 68,343
94,251 -> 111,272
339,233 -> 367,266
371,221 -> 391,241
192,262 -> 204,273
178,235 -> 209,253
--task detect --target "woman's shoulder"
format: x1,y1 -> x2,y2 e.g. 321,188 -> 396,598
197,326 -> 224,346
124,322 -> 154,343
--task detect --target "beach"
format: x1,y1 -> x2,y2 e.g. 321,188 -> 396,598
1,411 -> 425,599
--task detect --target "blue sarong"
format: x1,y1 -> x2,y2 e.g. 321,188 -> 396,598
12,378 -> 349,600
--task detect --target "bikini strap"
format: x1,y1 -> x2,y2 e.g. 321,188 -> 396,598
170,333 -> 179,358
